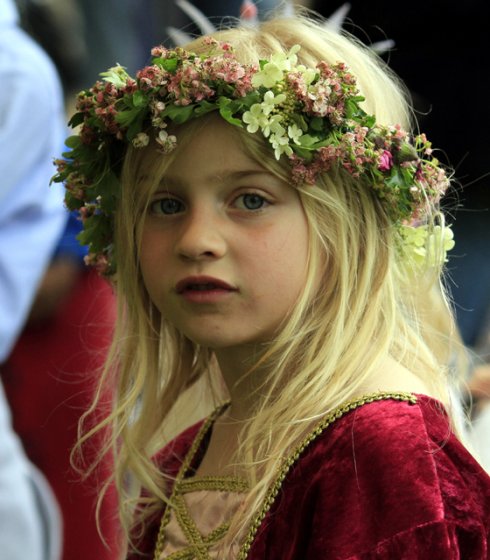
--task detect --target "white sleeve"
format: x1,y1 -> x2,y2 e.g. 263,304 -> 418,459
0,26 -> 68,362
0,380 -> 62,560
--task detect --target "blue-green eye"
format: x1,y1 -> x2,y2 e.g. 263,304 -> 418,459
151,198 -> 184,215
237,193 -> 267,210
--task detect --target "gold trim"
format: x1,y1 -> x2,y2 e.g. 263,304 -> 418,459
172,491 -> 209,560
179,476 -> 249,494
153,392 -> 417,560
161,522 -> 231,560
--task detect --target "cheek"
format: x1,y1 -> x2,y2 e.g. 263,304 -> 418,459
139,229 -> 171,294
249,217 -> 309,295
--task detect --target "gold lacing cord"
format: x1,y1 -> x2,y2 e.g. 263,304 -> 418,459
157,523 -> 231,560
154,392 -> 417,560
153,402 -> 233,560
178,476 -> 249,494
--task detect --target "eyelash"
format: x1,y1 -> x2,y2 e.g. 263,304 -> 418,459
149,197 -> 183,215
149,191 -> 271,216
233,192 -> 269,211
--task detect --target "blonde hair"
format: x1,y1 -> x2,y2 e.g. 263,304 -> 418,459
77,12 -> 463,555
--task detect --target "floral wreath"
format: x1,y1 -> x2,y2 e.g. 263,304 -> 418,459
52,40 -> 454,275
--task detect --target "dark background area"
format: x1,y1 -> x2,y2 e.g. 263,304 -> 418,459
312,0 -> 490,347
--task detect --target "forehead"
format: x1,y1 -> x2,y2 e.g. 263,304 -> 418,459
166,119 -> 261,178
139,117 -> 285,188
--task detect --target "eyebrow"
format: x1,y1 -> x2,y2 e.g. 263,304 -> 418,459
160,169 -> 280,188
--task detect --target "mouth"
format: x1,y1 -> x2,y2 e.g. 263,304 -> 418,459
175,276 -> 236,294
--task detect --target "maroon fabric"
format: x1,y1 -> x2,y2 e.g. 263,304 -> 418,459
2,270 -> 121,560
128,395 -> 490,559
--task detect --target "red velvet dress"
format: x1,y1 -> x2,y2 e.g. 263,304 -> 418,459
129,393 -> 490,559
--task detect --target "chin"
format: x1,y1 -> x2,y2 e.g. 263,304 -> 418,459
180,329 -> 265,351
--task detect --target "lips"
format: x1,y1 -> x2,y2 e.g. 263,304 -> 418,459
175,276 -> 236,294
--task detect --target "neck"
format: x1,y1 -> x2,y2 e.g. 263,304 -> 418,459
215,343 -> 271,421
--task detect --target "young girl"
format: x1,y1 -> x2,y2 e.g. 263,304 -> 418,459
53,11 -> 490,559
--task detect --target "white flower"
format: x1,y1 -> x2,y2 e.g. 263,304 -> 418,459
288,124 -> 304,145
252,61 -> 284,88
401,224 -> 428,248
243,104 -> 285,139
261,90 -> 286,115
262,115 -> 284,138
155,129 -> 177,153
251,45 -> 302,88
400,224 -> 455,268
269,132 -> 293,160
426,225 -> 455,265
285,44 -> 301,67
100,64 -> 129,88
242,104 -> 268,133
297,65 -> 317,85
132,132 -> 150,148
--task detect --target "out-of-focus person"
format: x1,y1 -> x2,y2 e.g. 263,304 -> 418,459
2,210 -> 121,560
0,0 -> 68,559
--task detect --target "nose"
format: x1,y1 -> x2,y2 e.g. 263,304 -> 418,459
175,208 -> 227,261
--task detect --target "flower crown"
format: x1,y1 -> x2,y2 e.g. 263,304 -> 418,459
52,40 -> 453,275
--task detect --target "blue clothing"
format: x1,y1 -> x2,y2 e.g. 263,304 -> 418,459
52,210 -> 88,263
0,0 -> 68,362
0,1 -> 66,559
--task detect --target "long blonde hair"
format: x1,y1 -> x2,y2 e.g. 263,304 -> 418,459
78,12 -> 463,555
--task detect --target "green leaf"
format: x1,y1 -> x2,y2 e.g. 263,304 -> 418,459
194,100 -> 218,116
345,97 -> 368,120
115,106 -> 140,127
154,57 -> 178,73
238,91 -> 261,107
385,168 -> 404,189
309,117 -> 325,132
298,134 -> 320,147
289,114 -> 308,133
162,104 -> 194,123
218,105 -> 242,127
127,111 -> 149,140
214,97 -> 241,126
78,214 -> 112,252
65,136 -> 82,149
132,90 -> 147,108
292,146 -> 315,161
98,171 -> 120,211
68,112 -> 84,128
364,114 -> 376,128
64,192 -> 84,211
400,166 -> 415,186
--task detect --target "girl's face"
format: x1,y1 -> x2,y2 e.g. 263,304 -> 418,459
139,119 -> 309,351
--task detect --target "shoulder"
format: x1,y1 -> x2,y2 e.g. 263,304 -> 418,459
315,394 -> 487,485
0,23 -> 58,82
251,394 -> 490,559
0,21 -> 64,129
297,394 -> 490,516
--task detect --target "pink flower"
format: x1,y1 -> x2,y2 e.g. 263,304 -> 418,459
378,150 -> 393,172
151,45 -> 169,58
84,253 -> 109,275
